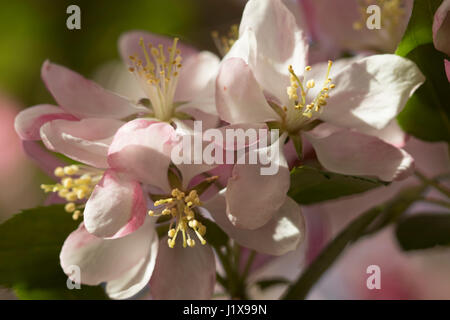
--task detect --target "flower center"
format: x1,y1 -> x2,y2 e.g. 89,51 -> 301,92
149,188 -> 207,248
282,61 -> 335,132
40,165 -> 103,220
353,0 -> 406,35
128,37 -> 182,121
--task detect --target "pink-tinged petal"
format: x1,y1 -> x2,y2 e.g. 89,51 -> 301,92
170,120 -> 218,188
318,54 -> 424,131
356,119 -> 407,148
60,219 -> 157,289
14,104 -> 77,141
216,58 -> 280,124
174,107 -> 220,130
300,0 -> 412,54
305,124 -> 414,182
239,0 -> 308,97
118,31 -> 197,67
105,232 -> 159,299
226,134 -> 290,230
108,119 -> 177,192
40,118 -> 124,168
433,0 -> 450,56
84,169 -> 147,239
175,51 -> 220,104
149,237 -> 215,300
21,141 -> 66,178
187,164 -> 234,202
445,59 -> 450,82
41,61 -> 145,119
404,137 -> 450,178
204,192 -> 305,256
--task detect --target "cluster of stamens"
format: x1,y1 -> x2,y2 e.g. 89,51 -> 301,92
128,37 -> 182,121
149,188 -> 207,248
40,165 -> 102,220
285,61 -> 335,119
353,0 -> 405,32
211,24 -> 239,57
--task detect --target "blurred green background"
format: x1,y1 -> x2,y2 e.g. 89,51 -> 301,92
0,0 -> 244,106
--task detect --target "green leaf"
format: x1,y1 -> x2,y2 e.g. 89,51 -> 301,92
0,205 -> 108,299
396,213 -> 450,251
395,0 -> 442,57
288,166 -> 386,205
395,0 -> 450,142
282,206 -> 382,300
289,134 -> 303,160
397,44 -> 450,142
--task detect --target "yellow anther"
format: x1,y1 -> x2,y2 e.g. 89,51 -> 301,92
128,37 -> 183,121
64,165 -> 79,175
76,189 -> 87,200
42,165 -> 102,218
187,239 -> 195,247
65,192 -> 77,202
286,60 -> 335,125
188,220 -> 199,228
72,210 -> 81,220
168,228 -> 176,238
168,238 -> 175,248
54,167 -> 65,177
58,189 -> 69,198
148,210 -> 155,216
65,202 -> 76,213
307,80 -> 315,89
62,178 -> 73,189
159,188 -> 208,248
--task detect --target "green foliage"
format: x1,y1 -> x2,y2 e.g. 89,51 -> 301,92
396,0 -> 450,142
288,166 -> 386,205
0,205 -> 107,299
396,213 -> 450,250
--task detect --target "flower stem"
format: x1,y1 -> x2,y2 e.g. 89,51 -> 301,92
419,197 -> 450,210
241,250 -> 256,282
415,170 -> 450,198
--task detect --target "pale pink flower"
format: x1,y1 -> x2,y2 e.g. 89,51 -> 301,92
15,32 -> 224,238
59,117 -> 305,299
215,0 -> 423,230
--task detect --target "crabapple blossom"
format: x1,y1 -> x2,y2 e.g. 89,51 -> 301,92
215,0 -> 423,230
